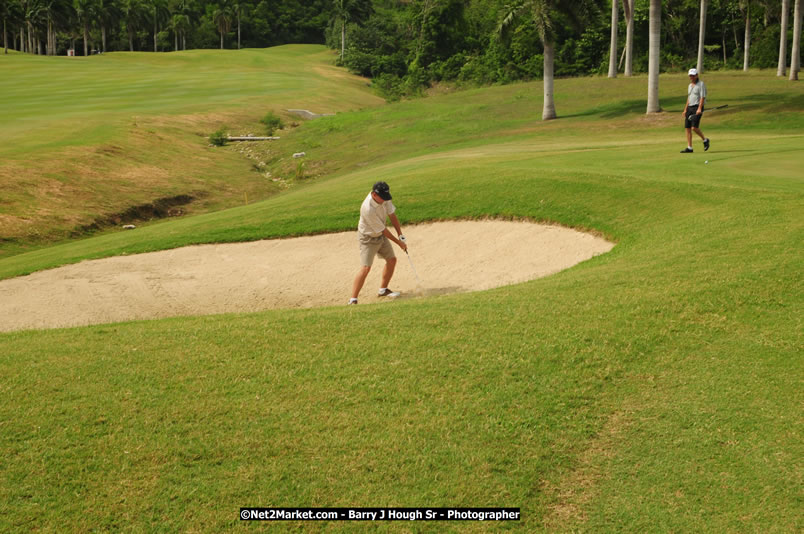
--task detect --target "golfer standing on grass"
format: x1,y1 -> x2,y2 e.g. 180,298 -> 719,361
349,181 -> 407,305
681,68 -> 710,153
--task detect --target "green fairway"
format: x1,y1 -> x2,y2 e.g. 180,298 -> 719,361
0,52 -> 802,532
0,45 -> 383,257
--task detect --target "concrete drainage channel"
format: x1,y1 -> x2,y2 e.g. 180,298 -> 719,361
286,109 -> 335,120
225,110 -> 334,143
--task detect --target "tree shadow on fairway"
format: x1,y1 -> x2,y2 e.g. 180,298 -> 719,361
563,91 -> 803,121
728,92 -> 804,112
709,147 -> 803,163
562,97 -> 685,119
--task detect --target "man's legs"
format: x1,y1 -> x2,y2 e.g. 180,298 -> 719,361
351,265 -> 371,300
692,126 -> 705,141
380,257 -> 397,289
686,127 -> 693,148
693,126 -> 709,151
350,258 -> 397,301
351,236 -> 398,303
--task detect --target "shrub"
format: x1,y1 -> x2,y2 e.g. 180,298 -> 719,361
260,112 -> 284,136
209,127 -> 228,147
372,73 -> 405,102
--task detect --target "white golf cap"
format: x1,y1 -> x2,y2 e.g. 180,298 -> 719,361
688,68 -> 698,76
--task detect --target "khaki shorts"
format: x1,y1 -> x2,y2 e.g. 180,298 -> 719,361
359,233 -> 395,266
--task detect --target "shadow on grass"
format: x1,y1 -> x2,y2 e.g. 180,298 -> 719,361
562,99 -> 651,119
712,146 -> 804,162
564,91 -> 804,120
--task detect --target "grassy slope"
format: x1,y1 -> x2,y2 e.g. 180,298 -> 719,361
0,45 -> 383,257
0,64 -> 802,532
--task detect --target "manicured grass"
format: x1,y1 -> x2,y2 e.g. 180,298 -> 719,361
0,45 -> 383,256
0,61 -> 802,532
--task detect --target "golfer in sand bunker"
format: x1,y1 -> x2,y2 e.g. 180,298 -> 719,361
349,181 -> 408,305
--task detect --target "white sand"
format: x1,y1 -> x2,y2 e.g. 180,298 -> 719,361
0,220 -> 613,332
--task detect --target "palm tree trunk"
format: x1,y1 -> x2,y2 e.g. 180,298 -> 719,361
102,25 -> 107,53
4,19 -> 8,54
237,13 -> 240,49
647,0 -> 662,113
778,0 -> 789,76
608,0 -> 618,78
129,29 -> 134,51
791,0 -> 802,80
624,0 -> 634,75
743,7 -> 750,71
154,17 -> 158,52
220,30 -> 223,50
697,0 -> 707,73
341,21 -> 345,59
83,22 -> 88,56
183,33 -> 186,50
542,39 -> 557,121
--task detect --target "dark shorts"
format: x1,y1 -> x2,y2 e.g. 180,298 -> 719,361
685,109 -> 704,128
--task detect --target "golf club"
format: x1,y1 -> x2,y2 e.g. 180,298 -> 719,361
400,236 -> 422,287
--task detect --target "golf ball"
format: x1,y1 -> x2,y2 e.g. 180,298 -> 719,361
705,160 -> 709,164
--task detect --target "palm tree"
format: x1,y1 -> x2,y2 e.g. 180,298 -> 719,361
646,0 -> 661,113
72,0 -> 93,55
41,0 -> 68,54
741,0 -> 751,71
97,0 -> 120,52
22,0 -> 45,54
233,0 -> 242,49
148,0 -> 168,51
791,0 -> 802,80
608,0 -> 618,77
212,2 -> 231,50
501,0 -> 604,121
332,0 -> 372,61
1,1 -> 6,53
696,0 -> 708,73
168,0 -> 191,50
622,0 -> 634,75
121,0 -> 144,50
170,12 -> 188,50
1,0 -> 18,53
778,0 -> 789,76
333,0 -> 349,59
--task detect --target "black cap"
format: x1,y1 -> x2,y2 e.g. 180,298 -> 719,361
372,181 -> 392,201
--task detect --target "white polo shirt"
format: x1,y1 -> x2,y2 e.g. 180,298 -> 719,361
688,80 -> 707,107
358,193 -> 395,237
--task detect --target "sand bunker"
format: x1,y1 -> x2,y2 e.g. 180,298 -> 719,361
0,220 -> 613,332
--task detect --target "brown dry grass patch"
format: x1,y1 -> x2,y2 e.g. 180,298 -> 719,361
541,408 -> 634,531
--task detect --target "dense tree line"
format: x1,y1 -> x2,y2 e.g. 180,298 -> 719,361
2,0 -> 801,104
0,0 -> 331,55
327,0 -> 801,99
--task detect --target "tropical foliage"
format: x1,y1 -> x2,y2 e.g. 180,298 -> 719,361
2,0 -> 801,93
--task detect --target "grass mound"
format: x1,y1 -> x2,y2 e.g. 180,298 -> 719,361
0,45 -> 383,258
